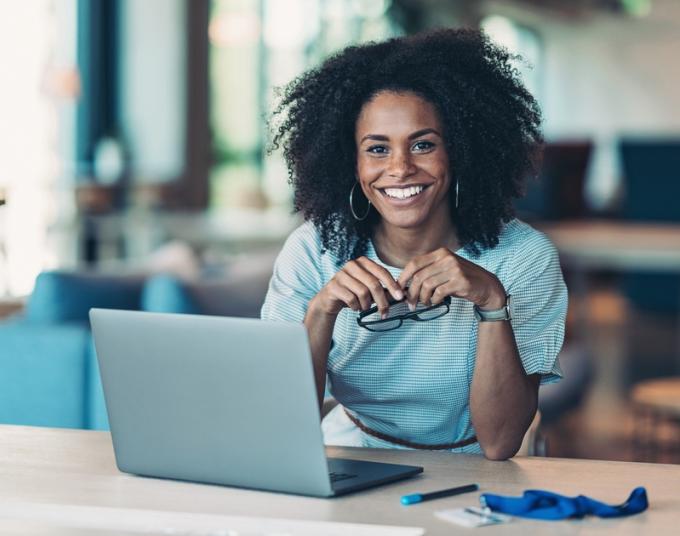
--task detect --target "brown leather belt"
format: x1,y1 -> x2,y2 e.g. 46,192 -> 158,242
343,408 -> 478,451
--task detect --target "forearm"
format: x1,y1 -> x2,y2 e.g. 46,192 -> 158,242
303,296 -> 337,410
470,320 -> 539,460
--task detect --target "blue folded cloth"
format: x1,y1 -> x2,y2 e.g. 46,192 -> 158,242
480,487 -> 648,520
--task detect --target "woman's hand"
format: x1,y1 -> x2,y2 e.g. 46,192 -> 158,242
305,256 -> 402,408
396,248 -> 506,311
310,257 -> 404,319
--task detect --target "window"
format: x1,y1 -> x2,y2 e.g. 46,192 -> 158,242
481,15 -> 543,104
0,1 -> 78,296
208,0 -> 401,211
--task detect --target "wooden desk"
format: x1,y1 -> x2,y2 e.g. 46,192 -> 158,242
0,425 -> 678,535
537,220 -> 680,272
538,220 -> 680,367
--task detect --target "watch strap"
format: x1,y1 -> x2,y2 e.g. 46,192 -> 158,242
474,295 -> 511,322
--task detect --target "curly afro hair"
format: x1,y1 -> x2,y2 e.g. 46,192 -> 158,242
269,28 -> 543,264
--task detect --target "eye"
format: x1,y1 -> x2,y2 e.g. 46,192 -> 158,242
412,140 -> 435,152
367,144 -> 389,155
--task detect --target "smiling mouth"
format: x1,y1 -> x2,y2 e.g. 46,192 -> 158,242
380,184 -> 430,200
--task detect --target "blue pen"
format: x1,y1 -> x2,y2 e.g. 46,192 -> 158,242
401,483 -> 479,505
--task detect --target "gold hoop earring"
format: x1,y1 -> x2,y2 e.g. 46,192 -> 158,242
349,182 -> 371,221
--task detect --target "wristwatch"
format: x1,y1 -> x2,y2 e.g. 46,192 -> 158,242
474,295 -> 512,322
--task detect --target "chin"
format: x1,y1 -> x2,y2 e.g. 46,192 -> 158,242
380,213 -> 430,229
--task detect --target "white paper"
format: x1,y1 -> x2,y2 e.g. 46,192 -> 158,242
436,507 -> 512,528
0,502 -> 424,536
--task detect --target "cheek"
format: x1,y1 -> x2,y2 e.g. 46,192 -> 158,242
355,161 -> 377,197
434,149 -> 450,170
430,154 -> 450,181
356,157 -> 382,179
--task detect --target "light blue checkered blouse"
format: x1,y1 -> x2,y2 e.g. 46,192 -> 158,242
261,219 -> 567,454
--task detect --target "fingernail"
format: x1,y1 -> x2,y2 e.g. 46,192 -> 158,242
381,312 -> 388,320
408,302 -> 416,312
395,290 -> 404,300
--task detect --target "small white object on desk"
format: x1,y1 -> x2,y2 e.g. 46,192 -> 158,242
435,507 -> 513,528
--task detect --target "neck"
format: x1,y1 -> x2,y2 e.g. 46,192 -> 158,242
373,219 -> 459,268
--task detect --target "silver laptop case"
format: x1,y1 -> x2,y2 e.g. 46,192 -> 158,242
91,309 -> 334,496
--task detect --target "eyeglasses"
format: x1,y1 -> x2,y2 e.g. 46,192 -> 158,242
356,292 -> 451,332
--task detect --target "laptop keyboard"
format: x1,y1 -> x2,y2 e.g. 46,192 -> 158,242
329,471 -> 358,483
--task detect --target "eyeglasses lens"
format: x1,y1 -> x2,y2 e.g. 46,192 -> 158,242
360,304 -> 402,331
365,319 -> 402,332
414,303 -> 448,320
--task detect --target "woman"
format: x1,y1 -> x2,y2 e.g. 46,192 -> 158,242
261,28 -> 567,460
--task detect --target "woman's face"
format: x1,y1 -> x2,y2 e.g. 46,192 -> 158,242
355,90 -> 452,233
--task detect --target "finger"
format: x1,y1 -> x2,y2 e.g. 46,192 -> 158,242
354,257 -> 404,302
408,250 -> 459,307
418,271 -> 452,306
407,263 -> 449,308
326,280 -> 362,311
430,281 -> 459,305
335,271 -> 373,311
344,260 -> 393,317
397,251 -> 440,289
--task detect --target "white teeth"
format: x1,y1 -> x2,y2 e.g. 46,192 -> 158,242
384,185 -> 424,199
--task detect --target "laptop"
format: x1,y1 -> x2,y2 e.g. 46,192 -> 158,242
89,309 -> 423,497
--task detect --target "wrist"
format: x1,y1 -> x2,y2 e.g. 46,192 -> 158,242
307,294 -> 340,320
474,293 -> 511,322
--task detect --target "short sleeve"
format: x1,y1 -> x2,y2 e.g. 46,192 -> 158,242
260,223 -> 325,323
506,231 -> 567,385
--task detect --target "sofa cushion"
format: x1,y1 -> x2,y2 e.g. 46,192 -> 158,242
26,271 -> 144,323
141,274 -> 200,314
191,249 -> 276,317
0,322 -> 90,428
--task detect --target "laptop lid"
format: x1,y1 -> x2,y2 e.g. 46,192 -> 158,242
90,309 -> 333,497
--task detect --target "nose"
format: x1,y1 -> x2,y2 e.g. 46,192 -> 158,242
387,150 -> 417,179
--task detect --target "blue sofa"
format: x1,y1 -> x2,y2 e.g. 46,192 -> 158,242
0,261 -> 274,431
0,271 -> 145,429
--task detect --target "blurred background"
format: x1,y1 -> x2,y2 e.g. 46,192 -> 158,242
2,0 -> 680,463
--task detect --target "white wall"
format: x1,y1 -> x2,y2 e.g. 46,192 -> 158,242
484,0 -> 680,137
538,0 -> 680,138
119,0 -> 186,183
484,0 -> 680,208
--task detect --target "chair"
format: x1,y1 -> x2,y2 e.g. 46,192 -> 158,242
619,138 -> 680,315
631,377 -> 680,463
538,343 -> 593,426
619,138 -> 680,223
514,141 -> 593,222
518,411 -> 543,457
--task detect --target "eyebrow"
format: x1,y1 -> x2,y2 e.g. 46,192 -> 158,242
360,128 -> 441,144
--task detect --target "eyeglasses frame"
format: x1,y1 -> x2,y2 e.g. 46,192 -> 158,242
356,293 -> 452,332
